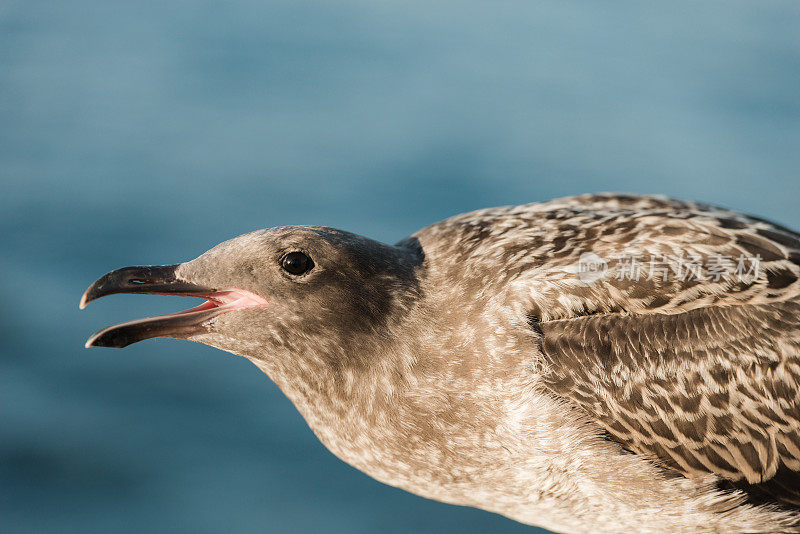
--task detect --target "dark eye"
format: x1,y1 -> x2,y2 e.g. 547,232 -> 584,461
280,251 -> 314,276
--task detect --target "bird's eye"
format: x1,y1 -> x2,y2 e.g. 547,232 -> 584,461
280,251 -> 314,276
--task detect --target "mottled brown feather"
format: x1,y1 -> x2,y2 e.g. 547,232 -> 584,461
540,302 -> 800,490
514,195 -> 800,510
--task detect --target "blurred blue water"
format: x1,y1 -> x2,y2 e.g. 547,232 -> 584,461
1,1 -> 798,532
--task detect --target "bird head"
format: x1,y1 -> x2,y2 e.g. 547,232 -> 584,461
81,227 -> 425,385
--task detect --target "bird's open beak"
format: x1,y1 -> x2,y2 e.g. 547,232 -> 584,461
80,265 -> 268,349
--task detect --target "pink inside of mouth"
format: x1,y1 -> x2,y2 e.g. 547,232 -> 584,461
178,288 -> 269,315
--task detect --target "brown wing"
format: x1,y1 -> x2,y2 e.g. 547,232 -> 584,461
538,300 -> 800,507
433,193 -> 800,505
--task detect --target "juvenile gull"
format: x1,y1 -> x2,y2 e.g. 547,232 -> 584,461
81,194 -> 800,533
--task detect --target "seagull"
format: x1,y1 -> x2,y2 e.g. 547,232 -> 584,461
81,194 -> 800,533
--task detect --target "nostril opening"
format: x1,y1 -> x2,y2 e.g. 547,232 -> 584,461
129,279 -> 150,285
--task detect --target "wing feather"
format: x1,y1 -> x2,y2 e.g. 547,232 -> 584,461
539,301 -> 800,506
433,193 -> 800,505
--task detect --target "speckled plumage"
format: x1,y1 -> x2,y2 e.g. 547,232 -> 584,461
84,194 -> 800,533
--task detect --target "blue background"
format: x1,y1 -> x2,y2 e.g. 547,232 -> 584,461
1,1 -> 798,532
